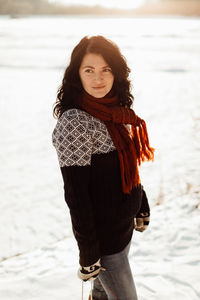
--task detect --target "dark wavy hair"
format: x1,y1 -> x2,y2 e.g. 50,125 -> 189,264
53,35 -> 134,119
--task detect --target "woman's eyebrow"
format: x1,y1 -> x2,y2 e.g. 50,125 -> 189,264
82,65 -> 110,69
82,65 -> 95,69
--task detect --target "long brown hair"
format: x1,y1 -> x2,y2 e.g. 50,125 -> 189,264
53,35 -> 134,119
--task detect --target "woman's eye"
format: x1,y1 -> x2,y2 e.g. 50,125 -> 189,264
85,69 -> 93,73
103,68 -> 112,73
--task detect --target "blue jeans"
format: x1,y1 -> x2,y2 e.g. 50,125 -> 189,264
92,241 -> 138,300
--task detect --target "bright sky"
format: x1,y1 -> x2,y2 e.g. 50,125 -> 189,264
49,0 -> 147,9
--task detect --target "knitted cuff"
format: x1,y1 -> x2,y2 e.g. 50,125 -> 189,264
134,215 -> 150,232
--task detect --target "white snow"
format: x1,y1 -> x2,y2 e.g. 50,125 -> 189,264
0,15 -> 199,300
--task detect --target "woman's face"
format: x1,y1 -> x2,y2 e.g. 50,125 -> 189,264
79,53 -> 114,98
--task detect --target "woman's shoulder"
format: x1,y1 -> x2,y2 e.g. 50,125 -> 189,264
52,108 -> 94,162
53,108 -> 90,138
58,108 -> 105,133
53,107 -> 109,144
53,108 -> 92,135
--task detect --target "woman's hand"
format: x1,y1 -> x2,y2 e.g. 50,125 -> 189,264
77,259 -> 106,282
134,212 -> 150,232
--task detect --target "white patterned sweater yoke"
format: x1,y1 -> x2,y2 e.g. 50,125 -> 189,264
52,108 -> 116,167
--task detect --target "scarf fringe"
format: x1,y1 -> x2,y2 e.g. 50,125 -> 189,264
131,120 -> 155,166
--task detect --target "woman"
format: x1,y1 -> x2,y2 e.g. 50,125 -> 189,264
52,35 -> 154,300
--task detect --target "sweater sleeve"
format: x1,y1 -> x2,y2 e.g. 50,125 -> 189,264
52,110 -> 100,267
136,186 -> 150,217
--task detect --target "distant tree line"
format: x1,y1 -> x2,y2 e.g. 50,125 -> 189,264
0,0 -> 46,14
0,0 -> 131,15
0,0 -> 199,15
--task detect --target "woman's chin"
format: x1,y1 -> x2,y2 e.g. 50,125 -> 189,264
89,89 -> 109,99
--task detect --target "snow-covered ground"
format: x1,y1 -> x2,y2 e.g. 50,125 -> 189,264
0,15 -> 199,299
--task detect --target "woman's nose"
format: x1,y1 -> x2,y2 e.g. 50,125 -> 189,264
94,72 -> 103,82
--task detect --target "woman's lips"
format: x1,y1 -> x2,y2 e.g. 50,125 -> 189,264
92,86 -> 105,89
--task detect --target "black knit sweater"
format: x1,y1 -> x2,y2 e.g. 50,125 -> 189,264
52,108 -> 150,267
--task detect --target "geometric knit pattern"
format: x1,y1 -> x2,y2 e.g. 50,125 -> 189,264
52,108 -> 116,167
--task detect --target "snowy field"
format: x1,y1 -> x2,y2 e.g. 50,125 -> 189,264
0,15 -> 200,299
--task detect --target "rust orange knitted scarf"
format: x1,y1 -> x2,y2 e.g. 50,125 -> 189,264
75,91 -> 155,194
